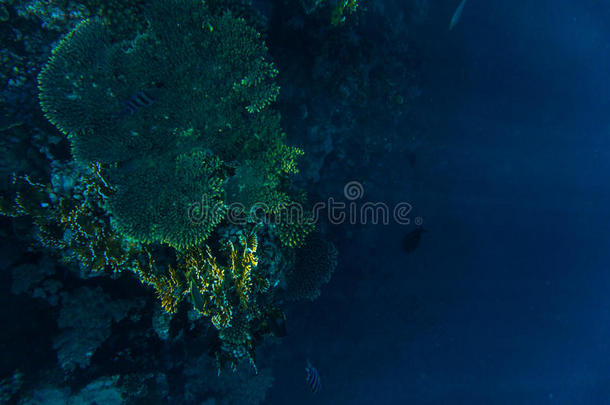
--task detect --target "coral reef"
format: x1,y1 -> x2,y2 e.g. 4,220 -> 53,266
68,376 -> 124,405
2,0 -> 341,378
1,162 -> 148,275
276,210 -> 316,247
0,0 -> 443,400
283,231 -> 338,301
298,0 -> 360,26
206,0 -> 268,33
37,0 -> 301,250
53,286 -> 144,371
20,376 -> 125,405
330,0 -> 359,26
183,353 -> 274,405
0,370 -> 23,403
107,147 -> 227,250
136,225 -> 285,368
12,0 -> 90,31
11,256 -> 61,305
272,0 -> 423,198
151,306 -> 172,340
11,0 -> 148,35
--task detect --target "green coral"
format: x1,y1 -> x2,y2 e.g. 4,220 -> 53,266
224,158 -> 297,219
38,0 -> 297,249
283,231 -> 338,301
276,212 -> 315,247
224,130 -> 305,221
206,0 -> 268,33
107,148 -> 227,249
274,191 -> 315,247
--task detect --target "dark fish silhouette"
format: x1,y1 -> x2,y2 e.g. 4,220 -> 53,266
406,151 -> 416,169
123,90 -> 155,115
305,360 -> 321,394
402,227 -> 426,253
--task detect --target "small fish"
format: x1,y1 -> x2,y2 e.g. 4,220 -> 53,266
402,226 -> 426,253
305,360 -> 321,394
123,90 -> 155,115
449,0 -> 467,30
406,151 -> 417,169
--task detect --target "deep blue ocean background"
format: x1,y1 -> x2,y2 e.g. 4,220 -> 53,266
2,0 -> 610,403
266,0 -> 610,403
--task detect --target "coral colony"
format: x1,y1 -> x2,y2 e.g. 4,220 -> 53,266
3,0 -> 337,373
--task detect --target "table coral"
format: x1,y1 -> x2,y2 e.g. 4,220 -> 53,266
38,0 -> 302,250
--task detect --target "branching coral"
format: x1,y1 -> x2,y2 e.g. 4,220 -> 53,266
1,163 -> 147,274
184,244 -> 234,330
133,226 -> 281,368
136,259 -> 182,314
174,229 -> 264,330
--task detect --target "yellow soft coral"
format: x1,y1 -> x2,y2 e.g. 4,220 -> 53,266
137,261 -> 182,314
183,245 -> 232,329
2,167 -> 145,274
229,232 -> 259,310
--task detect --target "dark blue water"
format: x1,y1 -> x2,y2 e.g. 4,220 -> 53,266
3,0 -> 610,403
267,1 -> 610,403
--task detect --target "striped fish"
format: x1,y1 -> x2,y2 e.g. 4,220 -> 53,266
123,90 -> 155,115
305,360 -> 321,394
